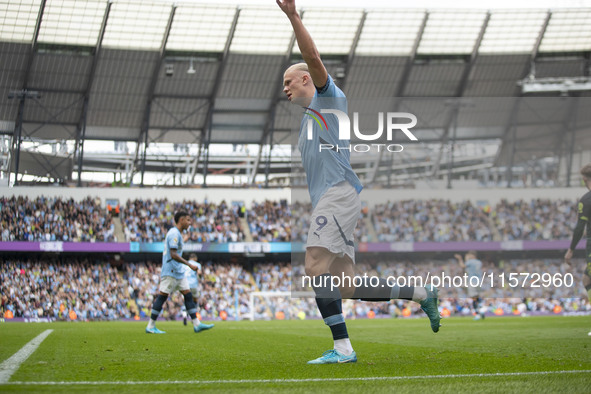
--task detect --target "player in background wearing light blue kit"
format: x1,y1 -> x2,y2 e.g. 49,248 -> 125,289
182,253 -> 202,326
455,251 -> 485,320
278,0 -> 440,365
146,211 -> 214,334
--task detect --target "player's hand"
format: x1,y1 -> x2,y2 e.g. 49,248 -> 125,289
454,254 -> 462,261
564,249 -> 573,264
276,0 -> 297,17
188,260 -> 201,272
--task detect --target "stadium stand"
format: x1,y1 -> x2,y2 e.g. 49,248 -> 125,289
1,257 -> 587,321
246,200 -> 291,242
0,196 -> 581,243
0,196 -> 116,242
121,199 -> 245,243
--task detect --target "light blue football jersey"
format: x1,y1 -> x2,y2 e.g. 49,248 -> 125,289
184,264 -> 199,289
297,74 -> 363,208
161,227 -> 185,280
465,258 -> 483,278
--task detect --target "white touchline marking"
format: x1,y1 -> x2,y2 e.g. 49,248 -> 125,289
0,329 -> 53,384
2,369 -> 590,385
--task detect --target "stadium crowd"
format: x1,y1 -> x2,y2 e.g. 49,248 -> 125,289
0,196 -> 580,244
0,196 -> 116,242
0,258 -> 127,320
372,200 -> 493,242
1,257 -> 588,322
121,199 -> 245,243
246,200 -> 291,242
492,199 -> 576,241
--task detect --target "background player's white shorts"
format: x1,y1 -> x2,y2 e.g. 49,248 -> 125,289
307,181 -> 361,263
159,276 -> 190,294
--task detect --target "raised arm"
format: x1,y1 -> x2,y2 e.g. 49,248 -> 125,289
277,0 -> 328,88
454,253 -> 466,269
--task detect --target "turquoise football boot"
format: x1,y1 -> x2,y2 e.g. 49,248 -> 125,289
145,326 -> 166,334
419,285 -> 441,333
307,349 -> 357,364
194,322 -> 214,333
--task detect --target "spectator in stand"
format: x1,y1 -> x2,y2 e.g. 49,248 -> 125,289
0,196 -> 116,242
247,200 -> 291,242
373,199 -> 493,243
492,199 -> 577,241
2,257 -> 586,322
121,199 -> 244,243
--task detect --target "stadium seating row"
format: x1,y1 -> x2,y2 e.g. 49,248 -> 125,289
0,196 -> 578,243
1,258 -> 587,321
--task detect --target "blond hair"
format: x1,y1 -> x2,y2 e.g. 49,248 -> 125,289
285,62 -> 310,75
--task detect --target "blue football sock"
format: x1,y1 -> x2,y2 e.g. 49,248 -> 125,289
313,273 -> 349,340
183,292 -> 197,320
150,294 -> 168,321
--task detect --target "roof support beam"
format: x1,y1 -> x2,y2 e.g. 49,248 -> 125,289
74,0 -> 111,186
153,94 -> 211,100
562,97 -> 580,187
366,12 -> 428,185
497,11 -> 552,186
506,115 -> 518,188
395,11 -> 429,98
442,12 -> 490,188
25,88 -> 86,95
525,11 -> 552,82
22,0 -> 46,90
22,96 -> 81,139
263,123 -> 274,187
149,99 -> 208,143
566,122 -> 577,187
249,11 -> 301,186
200,7 -> 241,187
455,12 -> 490,97
10,0 -> 46,185
338,10 -> 367,92
11,95 -> 26,185
26,146 -> 72,182
135,4 -> 176,186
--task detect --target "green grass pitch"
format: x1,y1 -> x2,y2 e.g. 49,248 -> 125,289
1,316 -> 590,393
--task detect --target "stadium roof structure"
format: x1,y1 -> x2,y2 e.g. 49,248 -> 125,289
1,0 -> 590,187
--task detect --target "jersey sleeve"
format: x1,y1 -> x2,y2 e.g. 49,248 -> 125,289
316,74 -> 343,98
579,198 -> 591,222
167,231 -> 180,251
570,198 -> 590,250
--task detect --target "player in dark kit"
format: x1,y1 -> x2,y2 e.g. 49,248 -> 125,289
564,163 -> 591,336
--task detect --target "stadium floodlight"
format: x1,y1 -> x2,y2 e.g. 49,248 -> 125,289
518,77 -> 591,95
